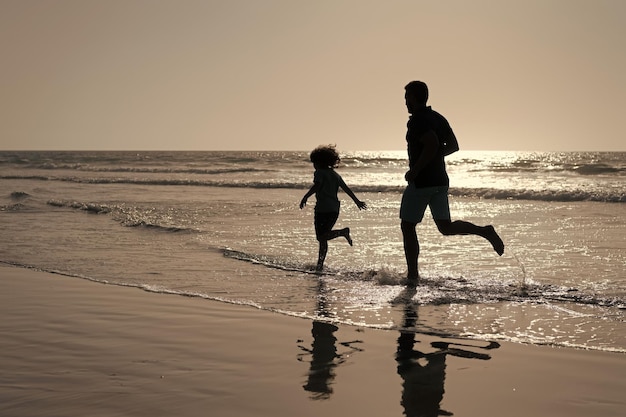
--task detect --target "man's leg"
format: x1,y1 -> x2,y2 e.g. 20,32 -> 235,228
401,220 -> 419,282
428,186 -> 504,256
434,219 -> 504,256
400,184 -> 428,283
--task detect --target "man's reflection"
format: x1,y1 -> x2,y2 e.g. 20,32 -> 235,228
297,279 -> 363,399
395,288 -> 499,416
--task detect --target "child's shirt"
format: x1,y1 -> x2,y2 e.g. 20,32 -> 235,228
313,168 -> 346,213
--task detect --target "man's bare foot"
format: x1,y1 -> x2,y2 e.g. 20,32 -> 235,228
342,228 -> 353,246
485,225 -> 504,256
406,275 -> 419,287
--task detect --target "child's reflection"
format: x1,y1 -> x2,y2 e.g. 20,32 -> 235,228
395,288 -> 499,416
297,279 -> 363,399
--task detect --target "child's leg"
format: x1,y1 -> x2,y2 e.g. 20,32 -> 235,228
314,212 -> 352,271
321,228 -> 352,246
340,228 -> 352,246
316,240 -> 328,271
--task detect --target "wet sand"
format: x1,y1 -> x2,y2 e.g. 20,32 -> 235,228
1,265 -> 624,417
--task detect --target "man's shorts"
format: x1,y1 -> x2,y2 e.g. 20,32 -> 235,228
314,211 -> 339,241
399,184 -> 451,224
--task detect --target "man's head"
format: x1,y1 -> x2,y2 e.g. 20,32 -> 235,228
404,81 -> 429,114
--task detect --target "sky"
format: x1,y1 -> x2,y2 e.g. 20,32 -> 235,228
1,0 -> 625,152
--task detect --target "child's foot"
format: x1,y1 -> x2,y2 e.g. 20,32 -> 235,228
485,226 -> 504,256
342,228 -> 353,246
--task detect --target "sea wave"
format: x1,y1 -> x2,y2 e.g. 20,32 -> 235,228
468,163 -> 626,176
449,187 -> 626,203
33,164 -> 269,175
2,259 -> 624,353
47,199 -> 113,214
10,191 -> 31,200
223,248 -> 626,309
573,163 -> 624,175
46,199 -> 199,233
11,175 -> 622,203
0,203 -> 25,211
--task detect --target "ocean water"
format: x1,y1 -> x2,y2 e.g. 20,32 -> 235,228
1,150 -> 624,353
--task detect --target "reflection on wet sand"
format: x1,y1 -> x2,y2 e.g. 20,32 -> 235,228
297,284 -> 500,413
395,288 -> 500,416
297,279 -> 364,399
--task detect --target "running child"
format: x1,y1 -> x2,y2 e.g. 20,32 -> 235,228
300,145 -> 367,272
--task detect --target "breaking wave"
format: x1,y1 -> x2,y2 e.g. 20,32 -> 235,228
6,175 -> 622,203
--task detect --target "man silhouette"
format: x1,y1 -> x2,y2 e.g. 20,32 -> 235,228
400,80 -> 504,284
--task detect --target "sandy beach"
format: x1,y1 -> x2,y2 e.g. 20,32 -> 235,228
1,264 -> 624,417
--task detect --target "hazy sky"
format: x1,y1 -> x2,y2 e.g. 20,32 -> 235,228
1,0 -> 624,151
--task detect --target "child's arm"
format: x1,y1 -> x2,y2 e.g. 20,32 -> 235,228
339,181 -> 367,210
300,183 -> 319,209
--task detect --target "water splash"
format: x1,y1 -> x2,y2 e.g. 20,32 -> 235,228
511,249 -> 529,296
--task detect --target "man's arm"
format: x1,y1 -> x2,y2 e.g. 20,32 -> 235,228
441,130 -> 459,156
405,130 -> 439,182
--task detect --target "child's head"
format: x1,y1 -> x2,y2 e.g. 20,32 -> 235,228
310,145 -> 340,168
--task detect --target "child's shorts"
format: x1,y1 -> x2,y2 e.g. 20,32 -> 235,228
314,211 -> 339,240
400,184 -> 451,224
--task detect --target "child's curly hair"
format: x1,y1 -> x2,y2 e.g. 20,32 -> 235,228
310,144 -> 340,168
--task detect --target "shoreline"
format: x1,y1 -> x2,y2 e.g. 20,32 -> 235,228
1,265 -> 624,417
